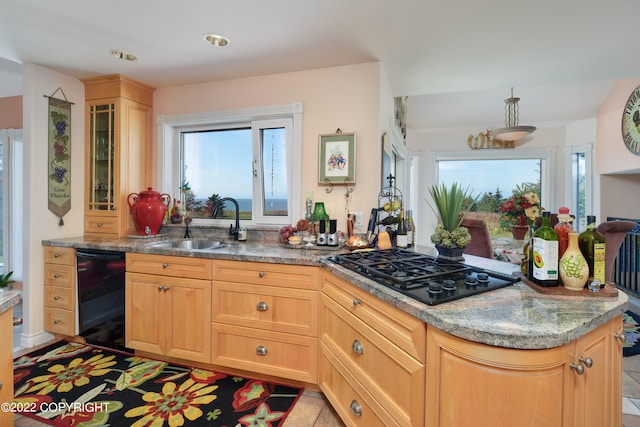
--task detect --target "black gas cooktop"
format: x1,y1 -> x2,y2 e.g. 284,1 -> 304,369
331,249 -> 518,305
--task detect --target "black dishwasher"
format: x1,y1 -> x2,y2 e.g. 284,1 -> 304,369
76,249 -> 127,350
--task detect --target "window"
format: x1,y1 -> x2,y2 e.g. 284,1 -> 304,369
158,104 -> 302,226
0,129 -> 23,278
565,144 -> 593,232
432,149 -> 554,237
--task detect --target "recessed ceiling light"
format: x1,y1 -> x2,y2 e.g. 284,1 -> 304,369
203,33 -> 230,47
109,50 -> 138,61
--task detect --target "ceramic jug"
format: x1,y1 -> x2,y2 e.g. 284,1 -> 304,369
127,187 -> 171,236
559,231 -> 589,291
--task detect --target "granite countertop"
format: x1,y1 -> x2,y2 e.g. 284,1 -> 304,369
0,288 -> 21,315
42,236 -> 628,349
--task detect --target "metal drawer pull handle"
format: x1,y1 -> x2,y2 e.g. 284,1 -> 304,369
54,296 -> 60,300
97,223 -> 103,227
0,381 -> 2,390
258,271 -> 265,278
54,253 -> 60,258
256,346 -> 268,356
570,362 -> 584,375
256,302 -> 268,311
54,274 -> 60,279
350,400 -> 362,417
615,332 -> 628,342
353,298 -> 361,306
579,356 -> 593,368
352,340 -> 364,354
53,319 -> 61,324
157,285 -> 169,291
162,263 -> 169,268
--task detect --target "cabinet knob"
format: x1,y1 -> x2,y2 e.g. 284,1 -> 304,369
256,345 -> 268,356
349,400 -> 362,417
256,302 -> 268,311
0,381 -> 2,390
570,362 -> 585,375
53,296 -> 60,300
615,332 -> 628,342
54,274 -> 60,279
162,263 -> 169,269
157,285 -> 169,291
97,223 -> 103,227
352,339 -> 364,354
353,298 -> 361,306
53,319 -> 60,324
53,253 -> 60,258
579,356 -> 593,368
258,271 -> 265,278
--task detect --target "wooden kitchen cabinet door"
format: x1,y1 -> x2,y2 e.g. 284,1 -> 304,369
425,325 -> 572,427
571,315 -> 623,427
125,272 -> 211,363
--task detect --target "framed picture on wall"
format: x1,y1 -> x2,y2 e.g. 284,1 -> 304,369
318,132 -> 356,184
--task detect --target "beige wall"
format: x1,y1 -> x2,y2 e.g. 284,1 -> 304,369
595,79 -> 640,220
152,62 -> 386,232
0,95 -> 22,129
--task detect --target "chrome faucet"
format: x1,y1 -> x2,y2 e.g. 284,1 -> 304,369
212,197 -> 240,240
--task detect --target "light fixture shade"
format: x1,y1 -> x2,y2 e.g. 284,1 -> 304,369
492,88 -> 536,141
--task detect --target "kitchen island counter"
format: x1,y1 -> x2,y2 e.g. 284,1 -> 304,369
43,236 -> 628,349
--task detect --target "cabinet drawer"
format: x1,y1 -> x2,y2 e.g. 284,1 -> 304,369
212,282 -> 318,336
212,323 -> 317,383
320,342 -> 399,427
322,270 -> 426,362
44,263 -> 75,288
127,253 -> 212,280
44,246 -> 76,265
84,215 -> 118,235
213,260 -> 318,290
44,307 -> 75,336
321,294 -> 425,427
44,285 -> 75,310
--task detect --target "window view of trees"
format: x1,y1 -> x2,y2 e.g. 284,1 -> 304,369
438,159 -> 542,238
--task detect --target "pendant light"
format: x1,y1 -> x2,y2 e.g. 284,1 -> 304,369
492,87 -> 536,142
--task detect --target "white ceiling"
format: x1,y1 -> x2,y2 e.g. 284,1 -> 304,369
1,0 -> 637,132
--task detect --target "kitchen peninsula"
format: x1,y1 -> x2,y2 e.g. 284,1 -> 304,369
42,234 -> 627,427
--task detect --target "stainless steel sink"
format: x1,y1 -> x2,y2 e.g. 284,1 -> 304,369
147,239 -> 229,251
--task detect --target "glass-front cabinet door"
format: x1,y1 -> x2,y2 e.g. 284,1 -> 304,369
88,103 -> 116,211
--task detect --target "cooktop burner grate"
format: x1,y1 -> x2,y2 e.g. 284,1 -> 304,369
331,249 -> 518,305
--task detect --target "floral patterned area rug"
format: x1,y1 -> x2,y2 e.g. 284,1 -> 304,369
623,310 -> 640,357
13,341 -> 303,426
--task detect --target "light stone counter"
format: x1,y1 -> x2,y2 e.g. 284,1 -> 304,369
42,236 -> 628,350
0,289 -> 20,315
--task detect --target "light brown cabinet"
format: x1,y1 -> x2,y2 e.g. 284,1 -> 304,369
0,306 -> 14,427
81,74 -> 154,237
319,270 -> 426,427
125,253 -> 212,363
425,316 -> 623,427
211,260 -> 319,383
43,246 -> 76,336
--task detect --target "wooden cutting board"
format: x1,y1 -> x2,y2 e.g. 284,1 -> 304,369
520,275 -> 618,297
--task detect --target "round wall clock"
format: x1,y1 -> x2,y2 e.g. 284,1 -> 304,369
622,85 -> 640,155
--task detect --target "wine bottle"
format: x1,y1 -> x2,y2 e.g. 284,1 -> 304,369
406,209 -> 415,247
397,209 -> 408,248
578,215 -> 606,287
532,211 -> 559,286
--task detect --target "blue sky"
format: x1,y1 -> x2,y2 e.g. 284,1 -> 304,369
439,159 -> 541,198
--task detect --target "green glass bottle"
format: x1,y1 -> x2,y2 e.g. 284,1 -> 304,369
578,215 -> 606,287
532,211 -> 559,286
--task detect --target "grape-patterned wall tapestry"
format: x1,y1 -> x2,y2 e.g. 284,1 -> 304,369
46,88 -> 73,225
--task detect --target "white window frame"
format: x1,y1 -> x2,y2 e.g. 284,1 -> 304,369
157,103 -> 303,226
431,148 -> 555,210
564,144 -> 593,232
0,129 -> 23,278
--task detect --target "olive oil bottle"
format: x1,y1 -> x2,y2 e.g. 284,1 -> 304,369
532,211 -> 559,286
578,215 -> 606,287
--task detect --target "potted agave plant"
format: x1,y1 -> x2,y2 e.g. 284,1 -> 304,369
427,182 -> 478,261
0,271 -> 14,291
